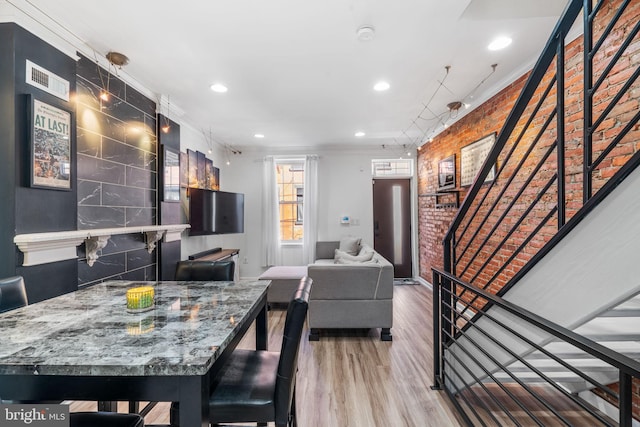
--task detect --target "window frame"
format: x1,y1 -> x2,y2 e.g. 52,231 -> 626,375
275,159 -> 305,244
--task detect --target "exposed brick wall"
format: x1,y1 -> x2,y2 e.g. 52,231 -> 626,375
418,0 -> 640,290
419,0 -> 640,419
417,73 -> 527,281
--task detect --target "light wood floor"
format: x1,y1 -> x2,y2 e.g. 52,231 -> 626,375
70,284 -> 465,426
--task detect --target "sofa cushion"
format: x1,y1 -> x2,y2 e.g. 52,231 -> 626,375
339,236 -> 361,255
334,247 -> 375,263
335,257 -> 379,265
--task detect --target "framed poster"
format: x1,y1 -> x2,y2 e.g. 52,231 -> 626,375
161,145 -> 180,202
460,133 -> 496,187
210,166 -> 220,191
438,155 -> 456,191
205,158 -> 213,190
30,98 -> 71,190
204,159 -> 220,191
187,149 -> 198,188
197,151 -> 206,189
179,151 -> 188,187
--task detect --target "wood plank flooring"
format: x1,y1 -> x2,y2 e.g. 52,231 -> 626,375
70,284 -> 465,426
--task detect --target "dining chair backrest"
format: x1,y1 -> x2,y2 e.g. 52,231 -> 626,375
0,276 -> 28,313
274,276 -> 312,426
174,260 -> 235,281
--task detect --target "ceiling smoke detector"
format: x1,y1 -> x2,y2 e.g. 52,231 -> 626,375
356,26 -> 375,41
105,51 -> 129,67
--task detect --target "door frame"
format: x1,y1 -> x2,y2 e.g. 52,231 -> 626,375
371,175 -> 418,279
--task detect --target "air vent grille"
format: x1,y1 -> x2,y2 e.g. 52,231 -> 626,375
31,67 -> 49,87
26,60 -> 70,101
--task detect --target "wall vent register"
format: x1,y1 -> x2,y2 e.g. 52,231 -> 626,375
26,60 -> 70,101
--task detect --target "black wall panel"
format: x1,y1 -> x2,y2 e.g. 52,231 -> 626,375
2,25 -> 168,297
17,260 -> 78,304
0,24 -> 17,279
157,116 -> 181,280
0,23 -> 79,300
14,26 -> 77,234
76,53 -> 158,287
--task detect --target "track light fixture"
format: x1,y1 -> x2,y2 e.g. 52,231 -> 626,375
97,51 -> 129,103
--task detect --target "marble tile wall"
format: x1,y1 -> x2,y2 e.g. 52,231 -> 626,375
76,54 -> 157,286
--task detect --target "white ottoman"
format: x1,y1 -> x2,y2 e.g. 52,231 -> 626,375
259,266 -> 308,304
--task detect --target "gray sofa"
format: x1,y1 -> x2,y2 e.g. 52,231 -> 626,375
307,240 -> 393,341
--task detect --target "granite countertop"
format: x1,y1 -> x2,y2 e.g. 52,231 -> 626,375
0,280 -> 269,377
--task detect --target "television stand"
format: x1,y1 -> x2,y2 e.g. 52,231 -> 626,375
190,248 -> 240,280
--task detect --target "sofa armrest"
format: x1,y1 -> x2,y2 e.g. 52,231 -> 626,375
315,241 -> 339,260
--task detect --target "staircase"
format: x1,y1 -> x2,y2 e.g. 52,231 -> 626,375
431,0 -> 640,425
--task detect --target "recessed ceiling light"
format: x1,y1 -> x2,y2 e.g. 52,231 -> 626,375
210,83 -> 228,93
254,133 -> 265,138
488,36 -> 512,51
373,81 -> 390,92
355,131 -> 365,137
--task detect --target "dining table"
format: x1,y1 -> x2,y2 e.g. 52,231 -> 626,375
0,279 -> 270,427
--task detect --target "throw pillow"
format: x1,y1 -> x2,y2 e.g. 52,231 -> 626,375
334,248 -> 374,263
339,236 -> 361,255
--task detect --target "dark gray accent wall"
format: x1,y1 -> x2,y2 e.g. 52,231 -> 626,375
157,115 -> 181,280
76,54 -> 158,287
0,24 -> 17,280
0,23 -> 78,302
2,25 -> 167,298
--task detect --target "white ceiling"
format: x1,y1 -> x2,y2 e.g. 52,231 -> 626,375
6,0 -> 570,151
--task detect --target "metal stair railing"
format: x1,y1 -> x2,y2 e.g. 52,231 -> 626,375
434,0 -> 640,424
432,268 -> 640,426
442,0 -> 640,310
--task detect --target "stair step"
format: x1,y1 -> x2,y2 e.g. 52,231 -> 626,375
613,294 -> 640,310
573,316 -> 640,341
599,308 -> 640,317
509,358 -> 614,372
531,340 -> 640,358
492,370 -> 588,384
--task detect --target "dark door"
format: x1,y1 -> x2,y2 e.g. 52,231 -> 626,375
372,178 -> 412,278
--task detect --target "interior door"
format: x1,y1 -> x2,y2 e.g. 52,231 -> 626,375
372,178 -> 412,278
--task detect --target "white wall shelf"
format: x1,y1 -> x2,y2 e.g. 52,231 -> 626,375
14,224 -> 190,267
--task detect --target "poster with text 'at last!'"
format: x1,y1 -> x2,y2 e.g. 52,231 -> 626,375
32,99 -> 71,190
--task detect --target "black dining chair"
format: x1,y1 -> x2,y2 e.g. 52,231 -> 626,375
207,276 -> 312,427
174,260 -> 235,281
70,412 -> 144,427
165,259 -> 237,424
0,276 -> 28,313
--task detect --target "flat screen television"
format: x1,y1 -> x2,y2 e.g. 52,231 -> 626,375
189,188 -> 245,235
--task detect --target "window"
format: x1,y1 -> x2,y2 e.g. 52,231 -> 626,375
276,161 -> 304,242
371,158 -> 414,177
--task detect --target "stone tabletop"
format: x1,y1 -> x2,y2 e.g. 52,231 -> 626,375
0,280 -> 269,377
